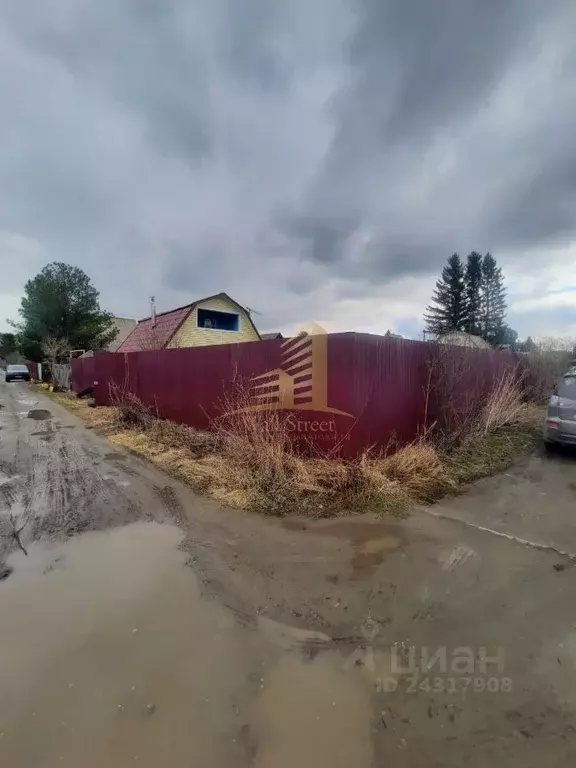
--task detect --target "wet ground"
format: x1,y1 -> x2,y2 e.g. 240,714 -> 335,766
0,523 -> 372,767
2,382 -> 576,766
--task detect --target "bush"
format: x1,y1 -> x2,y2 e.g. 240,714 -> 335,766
523,349 -> 573,404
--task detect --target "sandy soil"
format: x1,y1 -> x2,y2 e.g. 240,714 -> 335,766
2,382 -> 576,766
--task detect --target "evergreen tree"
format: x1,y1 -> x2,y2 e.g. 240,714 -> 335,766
517,336 -> 537,353
463,252 -> 483,335
424,254 -> 467,336
497,325 -> 518,349
480,253 -> 506,345
0,333 -> 17,361
10,262 -> 117,361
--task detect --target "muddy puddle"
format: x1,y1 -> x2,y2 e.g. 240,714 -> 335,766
27,409 -> 52,421
0,523 -> 374,767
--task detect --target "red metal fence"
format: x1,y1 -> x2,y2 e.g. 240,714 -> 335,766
71,334 -> 522,458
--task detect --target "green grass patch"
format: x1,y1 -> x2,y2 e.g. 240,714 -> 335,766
442,423 -> 543,485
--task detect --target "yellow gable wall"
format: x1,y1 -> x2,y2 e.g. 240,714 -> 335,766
168,296 -> 259,348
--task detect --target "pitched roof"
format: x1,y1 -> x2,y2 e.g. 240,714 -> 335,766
116,292 -> 261,353
261,332 -> 283,340
117,305 -> 192,353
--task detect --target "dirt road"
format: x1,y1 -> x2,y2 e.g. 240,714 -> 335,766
2,382 -> 576,766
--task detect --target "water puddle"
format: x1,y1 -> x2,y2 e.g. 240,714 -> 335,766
253,656 -> 373,768
0,523 -> 374,767
27,409 -> 52,421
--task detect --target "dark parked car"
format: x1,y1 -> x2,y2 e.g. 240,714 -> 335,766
4,364 -> 31,383
544,371 -> 576,447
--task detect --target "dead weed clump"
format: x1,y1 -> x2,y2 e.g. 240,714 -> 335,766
440,371 -> 545,484
208,415 -> 308,516
478,370 -> 538,434
194,384 -> 447,517
109,384 -> 157,429
147,419 -> 220,458
109,382 -> 219,457
378,442 -> 455,502
205,385 -> 454,516
443,424 -> 542,485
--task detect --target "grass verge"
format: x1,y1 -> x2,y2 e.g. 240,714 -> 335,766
38,386 -> 545,518
442,423 -> 543,485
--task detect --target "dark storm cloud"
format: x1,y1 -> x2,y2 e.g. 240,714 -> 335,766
284,0 -> 576,276
489,153 -> 576,251
162,238 -> 228,296
275,210 -> 361,265
4,2 -> 215,163
346,0 -> 539,147
1,0 -> 576,332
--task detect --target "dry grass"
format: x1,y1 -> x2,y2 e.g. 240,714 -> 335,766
42,373 -> 544,519
377,442 -> 456,502
147,419 -> 220,457
110,384 -> 157,429
36,388 -> 120,431
201,382 -> 456,516
477,370 -> 537,434
435,369 -> 544,486
443,420 -> 543,485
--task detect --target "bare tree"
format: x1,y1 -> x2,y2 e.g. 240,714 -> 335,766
523,336 -> 576,403
42,335 -> 71,365
534,336 -> 576,355
42,335 -> 72,388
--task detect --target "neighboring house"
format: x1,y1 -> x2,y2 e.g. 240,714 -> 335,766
108,317 -> 138,352
117,292 -> 260,353
79,316 -> 138,358
438,331 -> 491,350
261,332 -> 284,340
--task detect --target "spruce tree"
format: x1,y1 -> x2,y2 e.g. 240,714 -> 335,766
463,252 -> 483,335
480,253 -> 506,345
424,254 -> 466,336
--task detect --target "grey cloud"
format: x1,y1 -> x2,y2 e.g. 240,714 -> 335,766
283,0 -> 576,279
488,151 -> 576,251
346,0 -> 541,147
220,0 -> 291,91
1,0 -> 576,335
5,2 -> 214,163
276,210 -> 361,265
162,239 -> 229,296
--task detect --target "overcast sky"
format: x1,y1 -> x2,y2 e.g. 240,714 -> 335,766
1,0 -> 576,339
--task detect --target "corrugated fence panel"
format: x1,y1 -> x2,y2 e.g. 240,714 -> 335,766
70,334 -> 523,457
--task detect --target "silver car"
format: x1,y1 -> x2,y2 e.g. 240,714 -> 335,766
544,372 -> 576,447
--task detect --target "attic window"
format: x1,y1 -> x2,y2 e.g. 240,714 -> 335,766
197,308 -> 239,331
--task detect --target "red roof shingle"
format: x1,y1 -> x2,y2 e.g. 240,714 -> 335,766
117,305 -> 192,353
